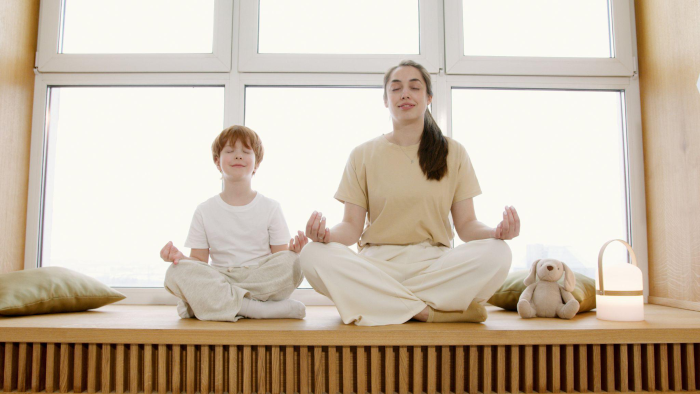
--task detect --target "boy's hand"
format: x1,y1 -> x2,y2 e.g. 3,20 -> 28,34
160,241 -> 186,264
288,231 -> 309,254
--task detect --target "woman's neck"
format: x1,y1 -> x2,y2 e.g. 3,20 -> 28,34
388,118 -> 424,146
220,180 -> 257,206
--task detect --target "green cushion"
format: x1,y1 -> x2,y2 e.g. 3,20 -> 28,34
0,267 -> 125,316
488,270 -> 596,313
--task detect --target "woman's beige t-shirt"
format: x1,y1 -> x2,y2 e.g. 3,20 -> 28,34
334,135 -> 481,249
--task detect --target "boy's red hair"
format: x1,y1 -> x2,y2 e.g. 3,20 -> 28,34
211,125 -> 264,170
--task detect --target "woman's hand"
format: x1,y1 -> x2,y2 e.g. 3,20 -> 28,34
306,211 -> 331,243
288,231 -> 309,253
494,206 -> 520,240
160,241 -> 186,264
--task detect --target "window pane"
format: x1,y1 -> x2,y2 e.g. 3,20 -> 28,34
258,0 -> 419,54
462,0 -> 612,58
452,89 -> 628,279
42,87 -> 224,287
61,0 -> 215,54
245,87 -> 393,287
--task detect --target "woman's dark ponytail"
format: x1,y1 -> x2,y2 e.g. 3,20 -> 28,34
383,60 -> 449,181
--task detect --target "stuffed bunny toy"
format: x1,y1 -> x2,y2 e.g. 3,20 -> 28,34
517,258 -> 580,319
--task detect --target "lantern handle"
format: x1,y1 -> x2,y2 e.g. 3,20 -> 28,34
597,239 -> 639,295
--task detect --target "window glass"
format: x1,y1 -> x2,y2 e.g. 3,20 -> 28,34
451,88 -> 628,278
462,0 -> 612,58
61,0 -> 215,54
42,87 -> 225,287
258,0 -> 419,54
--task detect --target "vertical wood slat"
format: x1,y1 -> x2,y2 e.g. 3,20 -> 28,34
342,346 -> 352,394
645,344 -> 655,391
102,344 -> 112,394
115,344 -> 125,394
399,346 -> 409,394
523,345 -> 533,394
187,345 -> 195,394
328,346 -> 337,394
496,346 -> 505,394
564,345 -> 573,393
577,344 -> 587,393
619,344 -> 629,393
243,346 -> 252,394
412,347 -> 422,394
510,346 -> 519,394
385,346 -> 394,394
172,345 -> 181,394
17,343 -> 27,393
272,346 -> 281,394
258,346 -> 266,394
31,343 -> 41,393
371,346 -> 380,394
47,343 -> 57,393
131,344 -> 140,394
658,343 -> 669,392
228,346 -> 238,394
427,346 -> 436,394
88,343 -> 98,394
632,344 -> 642,392
455,346 -> 464,394
468,346 -> 477,394
214,345 -> 223,394
591,344 -> 601,392
300,346 -> 309,394
550,345 -> 560,393
201,345 -> 210,394
314,346 -> 324,394
144,344 -> 153,394
75,343 -> 85,393
440,346 -> 449,394
286,346 -> 294,394
536,345 -> 545,394
482,346 -> 492,394
60,343 -> 71,394
3,343 -> 14,393
686,343 -> 696,391
157,344 -> 167,394
357,346 -> 366,394
605,344 -> 615,392
671,343 -> 682,391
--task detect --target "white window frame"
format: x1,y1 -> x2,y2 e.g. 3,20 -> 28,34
237,0 -> 441,73
25,0 -> 647,305
35,0 -> 234,72
444,0 -> 636,77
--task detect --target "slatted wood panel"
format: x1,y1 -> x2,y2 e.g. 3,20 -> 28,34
1,342 -> 699,393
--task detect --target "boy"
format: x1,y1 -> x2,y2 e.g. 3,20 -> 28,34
160,125 -> 308,321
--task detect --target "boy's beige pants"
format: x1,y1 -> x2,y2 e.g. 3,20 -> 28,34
299,239 -> 512,326
164,251 -> 303,322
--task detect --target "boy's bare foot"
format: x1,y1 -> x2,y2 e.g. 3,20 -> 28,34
239,298 -> 306,319
412,306 -> 430,322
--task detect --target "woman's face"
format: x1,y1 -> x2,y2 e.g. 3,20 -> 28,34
384,66 -> 432,124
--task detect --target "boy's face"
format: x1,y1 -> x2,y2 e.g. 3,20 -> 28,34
215,139 -> 257,181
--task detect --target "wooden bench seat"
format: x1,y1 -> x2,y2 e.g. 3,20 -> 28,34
1,304 -> 698,393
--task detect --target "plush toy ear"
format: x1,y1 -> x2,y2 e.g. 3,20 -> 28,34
561,262 -> 576,292
524,259 -> 540,286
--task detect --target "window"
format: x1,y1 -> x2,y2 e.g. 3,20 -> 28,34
40,87 -> 224,288
27,1 -> 647,304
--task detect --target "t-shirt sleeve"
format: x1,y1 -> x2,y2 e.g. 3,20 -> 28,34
268,202 -> 292,246
453,143 -> 482,203
184,208 -> 209,249
334,148 -> 368,209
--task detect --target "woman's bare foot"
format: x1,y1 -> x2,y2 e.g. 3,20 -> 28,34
412,306 -> 430,322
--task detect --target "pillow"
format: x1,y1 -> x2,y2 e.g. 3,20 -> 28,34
0,267 -> 125,316
488,270 -> 596,313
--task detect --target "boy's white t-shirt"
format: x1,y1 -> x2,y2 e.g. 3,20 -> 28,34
184,192 -> 291,268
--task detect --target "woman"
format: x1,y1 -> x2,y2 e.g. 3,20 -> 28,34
298,60 -> 520,326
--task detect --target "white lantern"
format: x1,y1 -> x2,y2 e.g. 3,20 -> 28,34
595,239 -> 644,321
